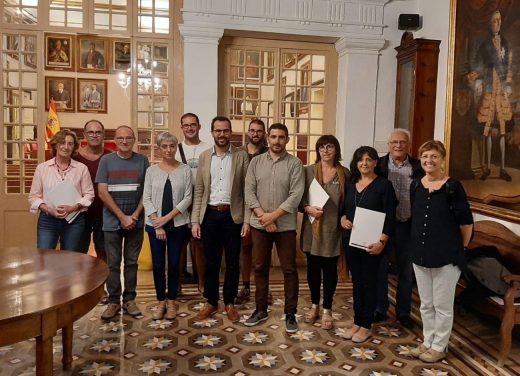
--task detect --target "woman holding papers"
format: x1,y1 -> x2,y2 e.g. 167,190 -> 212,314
409,141 -> 473,363
300,135 -> 349,330
28,129 -> 94,252
143,132 -> 192,320
340,146 -> 396,342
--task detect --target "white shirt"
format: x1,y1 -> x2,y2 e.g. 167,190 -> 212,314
208,146 -> 232,206
175,140 -> 211,182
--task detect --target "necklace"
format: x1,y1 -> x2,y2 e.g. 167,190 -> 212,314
355,187 -> 367,207
56,159 -> 70,172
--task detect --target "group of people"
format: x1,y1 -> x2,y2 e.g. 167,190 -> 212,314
28,115 -> 473,363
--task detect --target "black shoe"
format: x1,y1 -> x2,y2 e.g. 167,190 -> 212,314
285,313 -> 298,333
398,315 -> 414,329
244,310 -> 268,327
373,311 -> 388,323
499,169 -> 512,182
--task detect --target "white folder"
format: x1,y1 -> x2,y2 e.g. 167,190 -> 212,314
46,180 -> 81,223
349,207 -> 385,250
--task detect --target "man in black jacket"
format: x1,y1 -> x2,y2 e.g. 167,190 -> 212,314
375,129 -> 424,328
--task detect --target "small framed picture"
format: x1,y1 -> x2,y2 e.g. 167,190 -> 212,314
45,33 -> 75,71
238,51 -> 260,80
112,39 -> 131,73
77,78 -> 107,113
77,36 -> 109,73
45,76 -> 75,112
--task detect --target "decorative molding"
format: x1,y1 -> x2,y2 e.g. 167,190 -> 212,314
178,25 -> 224,45
335,36 -> 385,56
181,0 -> 391,37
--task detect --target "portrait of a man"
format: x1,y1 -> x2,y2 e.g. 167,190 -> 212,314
78,37 -> 108,73
78,79 -> 107,113
45,34 -> 75,71
45,77 -> 75,112
113,41 -> 131,71
448,0 -> 520,221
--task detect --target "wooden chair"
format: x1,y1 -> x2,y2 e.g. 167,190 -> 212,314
466,220 -> 520,366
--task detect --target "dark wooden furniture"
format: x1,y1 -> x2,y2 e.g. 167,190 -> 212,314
394,32 -> 440,157
0,248 -> 108,375
466,220 -> 520,366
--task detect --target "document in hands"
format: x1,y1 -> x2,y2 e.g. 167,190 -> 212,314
46,180 -> 81,223
349,207 -> 385,250
308,178 -> 329,224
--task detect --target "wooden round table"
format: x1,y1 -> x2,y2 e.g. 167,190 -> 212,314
0,247 -> 109,375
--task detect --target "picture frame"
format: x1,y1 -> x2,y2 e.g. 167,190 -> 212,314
77,78 -> 107,113
77,36 -> 109,73
445,0 -> 520,223
45,33 -> 75,71
234,87 -> 259,116
112,39 -> 131,73
45,76 -> 75,112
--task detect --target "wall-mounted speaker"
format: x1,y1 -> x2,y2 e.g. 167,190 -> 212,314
398,14 -> 421,31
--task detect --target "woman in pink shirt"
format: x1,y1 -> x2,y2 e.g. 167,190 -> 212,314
29,129 -> 94,252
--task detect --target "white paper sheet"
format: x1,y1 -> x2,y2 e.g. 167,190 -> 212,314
46,180 -> 81,223
349,207 -> 386,250
307,178 -> 330,224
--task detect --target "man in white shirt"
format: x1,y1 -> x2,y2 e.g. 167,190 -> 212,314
175,113 -> 211,293
191,116 -> 250,323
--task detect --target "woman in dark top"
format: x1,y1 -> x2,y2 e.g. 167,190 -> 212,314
409,140 -> 473,363
340,146 -> 397,343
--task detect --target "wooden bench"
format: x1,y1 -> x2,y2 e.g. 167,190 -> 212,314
466,220 -> 520,366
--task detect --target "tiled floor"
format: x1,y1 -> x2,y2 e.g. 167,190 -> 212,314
1,269 -> 519,375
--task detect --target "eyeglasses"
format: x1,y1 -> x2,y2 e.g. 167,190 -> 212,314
115,136 -> 135,142
181,123 -> 199,129
213,129 -> 231,135
389,140 -> 408,146
86,131 -> 104,137
248,129 -> 264,134
318,144 -> 335,152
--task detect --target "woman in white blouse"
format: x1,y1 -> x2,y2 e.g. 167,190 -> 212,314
143,132 -> 192,320
28,129 -> 94,252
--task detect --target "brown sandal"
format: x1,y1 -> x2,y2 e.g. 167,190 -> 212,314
304,306 -> 320,323
321,312 -> 333,330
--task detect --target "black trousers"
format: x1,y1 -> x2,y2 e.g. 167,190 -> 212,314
305,253 -> 339,310
346,244 -> 383,329
201,209 -> 242,306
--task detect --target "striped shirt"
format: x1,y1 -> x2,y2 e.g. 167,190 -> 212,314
28,158 -> 94,213
95,152 -> 149,231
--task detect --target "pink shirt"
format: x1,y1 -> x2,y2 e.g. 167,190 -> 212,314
28,158 -> 95,213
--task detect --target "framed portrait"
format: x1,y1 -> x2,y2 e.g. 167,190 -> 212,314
238,51 -> 260,80
77,36 -> 109,73
45,76 -> 75,112
45,33 -> 75,71
112,39 -> 131,73
446,0 -> 520,223
234,87 -> 259,116
77,78 -> 107,113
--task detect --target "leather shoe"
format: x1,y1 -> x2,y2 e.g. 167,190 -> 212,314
225,304 -> 240,322
196,303 -> 218,320
352,327 -> 371,343
419,348 -> 446,363
411,344 -> 429,358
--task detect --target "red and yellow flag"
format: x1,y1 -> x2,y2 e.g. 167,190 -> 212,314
46,98 -> 61,148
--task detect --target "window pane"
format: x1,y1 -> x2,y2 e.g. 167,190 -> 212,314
94,12 -> 110,29
154,16 -> 168,33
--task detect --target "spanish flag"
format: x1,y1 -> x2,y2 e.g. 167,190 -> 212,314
46,98 -> 60,148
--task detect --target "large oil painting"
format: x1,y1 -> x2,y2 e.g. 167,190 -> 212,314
447,0 -> 520,222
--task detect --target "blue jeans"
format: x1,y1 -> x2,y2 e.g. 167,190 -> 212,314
376,220 -> 414,318
37,212 -> 86,253
146,224 -> 187,301
104,228 -> 144,304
